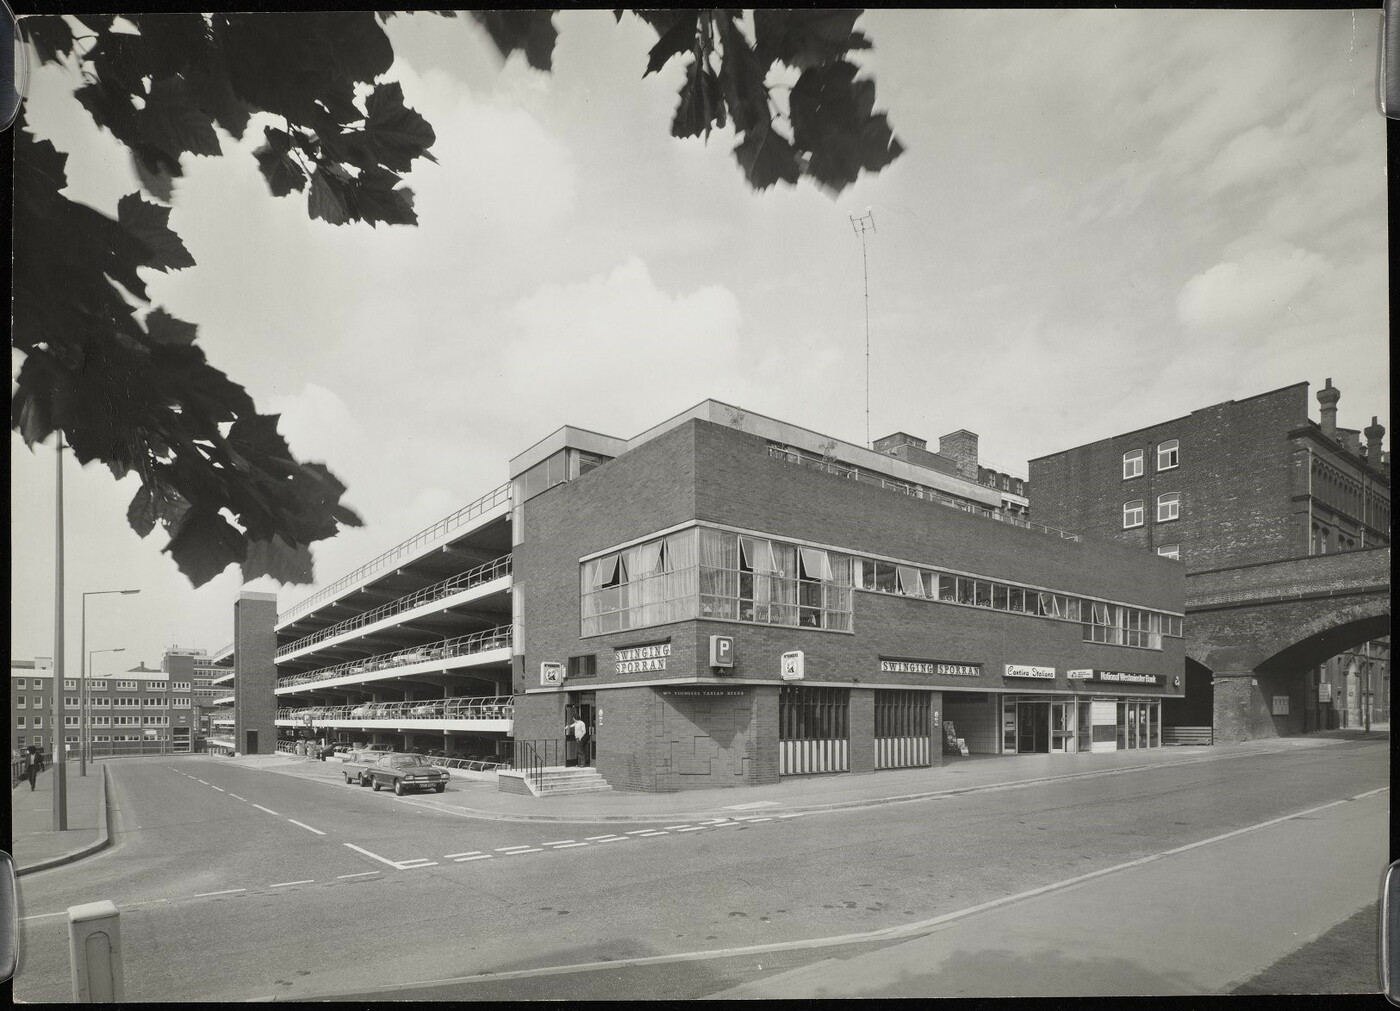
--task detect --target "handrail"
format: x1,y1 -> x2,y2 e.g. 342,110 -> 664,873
511,738 -> 568,791
279,482 -> 513,625
767,445 -> 1081,541
278,555 -> 513,658
276,695 -> 514,722
276,625 -> 512,690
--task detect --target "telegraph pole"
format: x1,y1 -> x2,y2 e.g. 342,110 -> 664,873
850,210 -> 876,448
53,437 -> 68,830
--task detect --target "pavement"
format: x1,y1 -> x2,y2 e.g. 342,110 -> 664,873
8,725 -> 1386,874
218,724 -> 1389,824
10,760 -> 109,875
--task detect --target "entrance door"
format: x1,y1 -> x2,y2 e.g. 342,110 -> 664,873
1017,702 -> 1050,753
1051,702 -> 1076,753
245,729 -> 258,754
568,692 -> 596,767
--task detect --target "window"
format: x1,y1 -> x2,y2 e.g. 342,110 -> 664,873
1157,544 -> 1180,560
147,681 -> 168,691
65,735 -> 79,744
16,717 -> 25,728
15,696 -> 24,709
1157,439 -> 1179,471
171,682 -> 191,691
171,697 -> 191,708
1123,500 -> 1144,528
1123,449 -> 1143,479
93,716 -> 109,727
566,655 -> 597,678
90,681 -> 107,691
114,680 -> 138,690
16,736 -> 24,746
64,679 -> 77,690
65,716 -> 78,727
15,678 -> 25,689
32,717 -> 42,728
65,696 -> 79,708
1157,493 -> 1180,523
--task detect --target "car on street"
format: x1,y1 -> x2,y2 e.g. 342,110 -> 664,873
348,752 -> 450,794
340,742 -> 394,765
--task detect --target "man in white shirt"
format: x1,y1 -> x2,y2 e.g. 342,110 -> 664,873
570,714 -> 588,767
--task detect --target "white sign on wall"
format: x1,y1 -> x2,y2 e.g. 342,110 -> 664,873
615,642 -> 670,673
1318,683 -> 1333,703
781,651 -> 805,681
540,662 -> 564,686
1005,665 -> 1056,679
1272,695 -> 1290,716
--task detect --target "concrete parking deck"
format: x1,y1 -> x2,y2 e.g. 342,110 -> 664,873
225,726 -> 1388,824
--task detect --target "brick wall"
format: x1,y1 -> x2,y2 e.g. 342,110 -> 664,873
848,689 -> 874,774
943,694 -> 1000,753
233,591 -> 277,754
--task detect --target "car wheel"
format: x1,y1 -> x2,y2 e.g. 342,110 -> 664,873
435,783 -> 445,793
372,778 -> 382,792
344,772 -> 353,784
394,781 -> 405,796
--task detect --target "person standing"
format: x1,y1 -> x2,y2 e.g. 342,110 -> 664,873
25,745 -> 39,791
570,713 -> 588,768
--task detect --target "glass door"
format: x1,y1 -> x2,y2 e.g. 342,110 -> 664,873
1051,702 -> 1075,753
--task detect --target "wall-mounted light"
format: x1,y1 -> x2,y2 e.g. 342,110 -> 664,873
1173,676 -> 1181,688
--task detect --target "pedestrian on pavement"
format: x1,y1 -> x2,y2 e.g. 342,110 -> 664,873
570,713 -> 588,768
25,745 -> 39,790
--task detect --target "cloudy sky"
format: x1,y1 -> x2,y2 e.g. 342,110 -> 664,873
10,9 -> 1389,671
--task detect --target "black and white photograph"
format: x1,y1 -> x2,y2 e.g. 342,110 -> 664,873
6,7 -> 1391,1002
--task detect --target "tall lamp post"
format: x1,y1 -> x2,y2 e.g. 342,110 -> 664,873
85,647 -> 125,770
80,589 -> 141,777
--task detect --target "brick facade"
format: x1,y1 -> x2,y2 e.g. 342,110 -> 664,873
233,590 -> 277,755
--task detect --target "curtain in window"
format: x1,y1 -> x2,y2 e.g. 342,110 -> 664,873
770,542 -> 797,623
896,565 -> 922,596
699,528 -> 738,618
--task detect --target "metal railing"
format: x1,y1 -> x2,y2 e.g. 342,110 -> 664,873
210,643 -> 233,662
11,756 -> 25,787
276,625 -> 512,690
767,445 -> 1080,541
207,737 -> 235,753
278,555 -> 513,658
275,740 -> 507,772
511,738 -> 569,791
279,482 -> 512,625
276,695 -> 514,723
213,695 -> 234,706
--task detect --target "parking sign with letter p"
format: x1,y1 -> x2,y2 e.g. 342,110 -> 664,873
709,635 -> 734,669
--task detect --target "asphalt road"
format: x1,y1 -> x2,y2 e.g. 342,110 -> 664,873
10,737 -> 1389,1002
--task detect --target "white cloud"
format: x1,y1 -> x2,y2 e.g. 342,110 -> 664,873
1176,245 -> 1330,332
263,384 -> 363,465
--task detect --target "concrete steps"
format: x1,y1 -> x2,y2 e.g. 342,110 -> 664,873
532,767 -> 613,796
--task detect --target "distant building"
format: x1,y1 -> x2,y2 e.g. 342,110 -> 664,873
1029,379 -> 1390,735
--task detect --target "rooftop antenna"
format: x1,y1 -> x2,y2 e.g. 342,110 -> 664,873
850,208 -> 876,448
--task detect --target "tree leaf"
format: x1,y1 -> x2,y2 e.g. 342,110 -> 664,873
131,150 -> 176,202
789,61 -> 903,190
672,62 -> 725,139
308,167 -> 351,224
253,127 -> 307,197
164,507 -> 246,587
363,81 -> 438,171
733,125 -> 800,190
753,10 -> 869,71
470,11 -> 558,70
136,76 -> 223,163
117,193 -> 197,271
145,307 -> 199,346
349,166 -> 418,227
717,13 -> 769,134
20,15 -> 75,64
241,535 -> 316,584
644,11 -> 700,76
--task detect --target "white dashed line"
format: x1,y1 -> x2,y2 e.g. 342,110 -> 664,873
547,842 -> 589,849
596,836 -> 627,843
664,825 -> 692,831
287,819 -> 325,836
399,858 -> 435,866
444,851 -> 482,859
210,786 -> 226,793
193,888 -> 245,898
504,848 -> 543,855
625,829 -> 655,835
495,845 -> 534,852
344,843 -> 405,868
453,854 -> 493,862
540,840 -> 576,847
636,830 -> 668,837
252,804 -> 280,816
778,813 -> 806,819
585,834 -> 621,841
271,880 -> 315,888
746,818 -> 772,823
195,779 -> 208,785
401,862 -> 439,869
228,794 -> 246,802
337,872 -> 380,880
676,827 -> 705,833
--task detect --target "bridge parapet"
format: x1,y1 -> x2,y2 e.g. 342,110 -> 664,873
1186,547 -> 1390,610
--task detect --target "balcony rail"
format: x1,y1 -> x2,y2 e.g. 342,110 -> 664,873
277,625 -> 513,690
213,695 -> 234,706
767,445 -> 1080,541
210,643 -> 233,661
275,739 -> 507,772
278,554 -> 513,658
279,482 -> 512,626
277,695 -> 514,723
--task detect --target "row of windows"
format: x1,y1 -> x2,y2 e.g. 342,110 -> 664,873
1123,440 -> 1179,479
1124,493 -> 1180,528
15,717 -> 41,727
850,558 -> 1183,646
12,678 -> 174,692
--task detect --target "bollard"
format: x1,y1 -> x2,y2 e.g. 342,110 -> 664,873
67,900 -> 124,1002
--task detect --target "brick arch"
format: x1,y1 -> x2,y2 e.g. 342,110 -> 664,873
1186,591 -> 1390,673
1256,611 -> 1392,676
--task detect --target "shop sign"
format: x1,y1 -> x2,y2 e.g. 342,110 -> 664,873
709,635 -> 735,668
781,650 -> 805,681
879,658 -> 981,677
1005,665 -> 1056,679
1066,669 -> 1094,680
540,662 -> 564,686
661,688 -> 747,697
615,642 -> 670,674
1318,683 -> 1333,703
1089,670 -> 1161,686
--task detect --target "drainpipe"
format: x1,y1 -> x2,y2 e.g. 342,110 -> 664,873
1306,445 -> 1314,555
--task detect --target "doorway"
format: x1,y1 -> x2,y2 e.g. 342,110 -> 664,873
245,729 -> 259,754
1016,702 -> 1050,753
568,691 -> 596,767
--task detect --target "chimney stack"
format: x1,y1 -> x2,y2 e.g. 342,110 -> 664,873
939,430 -> 980,483
1317,378 -> 1340,438
1364,416 -> 1385,467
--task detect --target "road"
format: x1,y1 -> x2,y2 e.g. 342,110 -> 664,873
10,736 -> 1389,1001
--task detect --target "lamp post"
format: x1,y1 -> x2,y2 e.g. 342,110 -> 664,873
85,648 -> 125,769
80,589 -> 141,777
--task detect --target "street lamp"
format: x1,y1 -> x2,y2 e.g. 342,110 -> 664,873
85,647 -> 125,768
80,589 -> 141,777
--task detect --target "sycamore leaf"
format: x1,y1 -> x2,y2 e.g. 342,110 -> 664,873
241,535 -> 316,585
363,82 -> 437,171
734,125 -> 800,190
350,166 -> 417,227
471,10 -> 558,70
672,63 -> 725,139
164,507 -> 246,587
131,150 -> 176,202
253,127 -> 307,197
145,307 -> 199,346
753,10 -> 869,71
135,76 -> 223,163
717,13 -> 769,134
645,12 -> 700,76
789,61 -> 903,190
20,15 -> 75,64
308,167 -> 351,224
117,193 -> 197,271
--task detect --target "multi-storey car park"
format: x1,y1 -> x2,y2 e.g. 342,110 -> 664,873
216,399 -> 1186,793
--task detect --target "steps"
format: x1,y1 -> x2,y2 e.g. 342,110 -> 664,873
1162,726 -> 1213,746
531,766 -> 613,797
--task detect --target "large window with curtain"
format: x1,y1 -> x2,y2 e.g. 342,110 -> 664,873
581,526 -> 853,637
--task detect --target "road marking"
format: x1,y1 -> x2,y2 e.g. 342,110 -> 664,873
337,872 -> 380,880
195,779 -> 208,785
453,854 -> 493,862
399,858 -> 435,866
504,848 -> 543,855
252,804 -> 280,816
540,840 -> 575,847
344,843 -> 400,868
287,819 -> 325,836
228,794 -> 246,802
193,889 -> 246,898
585,834 -> 622,841
270,880 -> 315,888
635,831 -> 668,837
444,851 -> 482,859
676,826 -> 705,833
210,786 -> 226,793
547,842 -> 589,849
402,861 -> 440,869
723,800 -> 781,810
746,818 -> 772,823
778,813 -> 805,819
19,911 -> 68,922
295,787 -> 1390,998
625,829 -> 655,835
1354,786 -> 1389,800
664,825 -> 692,831
495,845 -> 534,852
596,836 -> 628,843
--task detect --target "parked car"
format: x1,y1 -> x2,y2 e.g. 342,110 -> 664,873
350,753 -> 450,795
408,703 -> 442,718
340,742 -> 394,765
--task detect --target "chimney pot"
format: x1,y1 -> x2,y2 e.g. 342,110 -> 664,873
1317,379 -> 1340,437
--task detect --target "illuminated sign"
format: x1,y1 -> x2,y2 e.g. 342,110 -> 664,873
614,642 -> 670,674
1005,665 -> 1056,679
880,659 -> 981,677
709,635 -> 735,668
